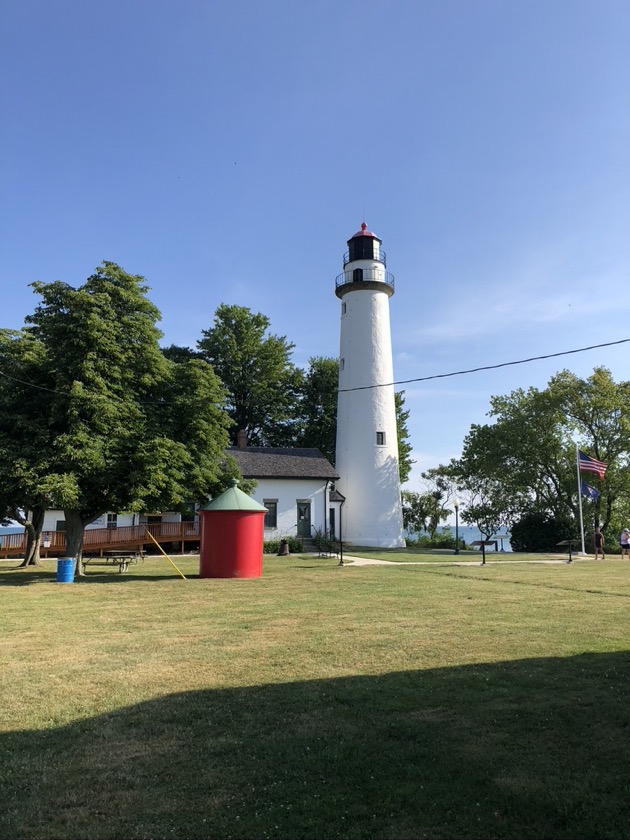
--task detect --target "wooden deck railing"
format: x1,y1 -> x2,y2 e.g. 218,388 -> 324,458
0,521 -> 200,559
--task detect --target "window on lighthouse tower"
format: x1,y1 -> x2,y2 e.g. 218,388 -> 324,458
376,432 -> 386,446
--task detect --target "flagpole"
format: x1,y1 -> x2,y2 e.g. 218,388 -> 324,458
576,442 -> 586,554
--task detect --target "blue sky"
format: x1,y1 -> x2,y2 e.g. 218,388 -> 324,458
1,0 -> 629,490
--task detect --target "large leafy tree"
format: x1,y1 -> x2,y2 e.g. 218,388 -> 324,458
433,367 -> 630,547
197,304 -> 301,446
549,367 -> 630,530
22,262 -> 232,573
0,329 -> 54,565
293,356 -> 338,463
164,326 -> 416,480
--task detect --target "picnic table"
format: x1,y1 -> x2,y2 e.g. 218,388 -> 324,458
471,540 -> 498,565
83,550 -> 144,573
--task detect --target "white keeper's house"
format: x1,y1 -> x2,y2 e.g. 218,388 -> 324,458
227,434 -> 340,544
39,435 -> 340,547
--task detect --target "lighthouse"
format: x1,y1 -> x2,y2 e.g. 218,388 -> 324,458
334,223 -> 405,548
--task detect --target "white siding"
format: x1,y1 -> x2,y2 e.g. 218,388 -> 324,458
335,251 -> 405,547
41,510 -> 181,531
249,478 -> 330,540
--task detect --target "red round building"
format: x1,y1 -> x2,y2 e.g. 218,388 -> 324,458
199,480 -> 267,578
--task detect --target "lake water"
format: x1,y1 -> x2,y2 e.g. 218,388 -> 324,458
0,525 -> 25,547
408,525 -> 512,552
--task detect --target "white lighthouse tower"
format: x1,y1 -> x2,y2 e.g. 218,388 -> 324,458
334,223 -> 405,548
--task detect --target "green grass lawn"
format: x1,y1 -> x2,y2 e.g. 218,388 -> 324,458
1,552 -> 630,839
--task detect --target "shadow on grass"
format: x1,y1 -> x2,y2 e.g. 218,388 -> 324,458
0,566 -> 57,585
2,653 -> 630,839
0,569 -> 198,585
0,559 -> 337,585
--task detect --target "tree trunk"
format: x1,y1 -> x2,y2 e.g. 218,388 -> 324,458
17,507 -> 45,568
64,510 -> 86,577
21,521 -> 39,567
63,510 -> 105,576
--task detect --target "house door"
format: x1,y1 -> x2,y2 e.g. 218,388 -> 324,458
297,502 -> 311,538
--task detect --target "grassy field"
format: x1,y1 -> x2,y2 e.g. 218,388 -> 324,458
1,552 -> 630,839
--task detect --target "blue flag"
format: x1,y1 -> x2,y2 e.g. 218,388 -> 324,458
581,480 -> 600,502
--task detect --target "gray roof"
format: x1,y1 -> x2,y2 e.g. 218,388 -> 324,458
227,447 -> 339,480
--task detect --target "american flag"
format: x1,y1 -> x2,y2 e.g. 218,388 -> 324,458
578,450 -> 608,480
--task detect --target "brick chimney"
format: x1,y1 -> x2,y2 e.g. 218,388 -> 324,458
236,429 -> 247,449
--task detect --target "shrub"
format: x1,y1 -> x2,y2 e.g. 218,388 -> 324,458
263,540 -> 280,555
263,536 -> 303,555
510,511 -> 577,552
406,528 -> 466,551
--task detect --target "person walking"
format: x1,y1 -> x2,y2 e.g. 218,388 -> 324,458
620,528 -> 630,559
594,526 -> 605,560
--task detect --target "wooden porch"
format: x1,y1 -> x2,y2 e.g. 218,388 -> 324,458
0,521 -> 201,560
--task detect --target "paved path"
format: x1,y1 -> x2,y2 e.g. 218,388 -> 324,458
340,555 -> 578,567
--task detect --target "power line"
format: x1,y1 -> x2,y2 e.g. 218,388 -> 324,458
0,369 -> 176,405
1,336 -> 628,400
338,337 -> 630,392
0,371 -> 60,395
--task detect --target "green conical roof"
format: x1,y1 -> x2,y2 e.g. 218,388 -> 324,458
200,479 -> 267,512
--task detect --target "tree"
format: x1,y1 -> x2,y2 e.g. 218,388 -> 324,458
429,367 -> 630,542
24,262 -> 232,573
458,481 -> 510,541
416,467 -> 459,537
401,489 -> 449,538
197,304 -> 301,446
0,329 -> 54,565
293,356 -> 338,463
549,367 -> 630,530
161,344 -> 200,364
395,391 -> 414,483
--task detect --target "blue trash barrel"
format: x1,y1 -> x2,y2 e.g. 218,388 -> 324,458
56,558 -> 75,583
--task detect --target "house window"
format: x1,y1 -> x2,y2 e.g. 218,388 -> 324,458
263,500 -> 278,529
376,431 -> 386,446
107,513 -> 118,529
55,520 -> 66,532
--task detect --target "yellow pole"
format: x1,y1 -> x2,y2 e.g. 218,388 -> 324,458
143,529 -> 187,580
